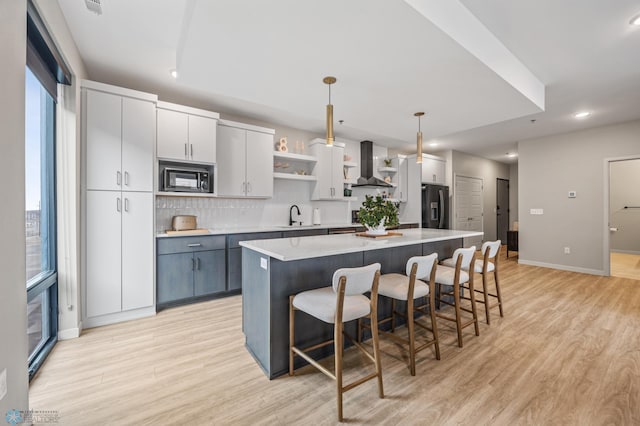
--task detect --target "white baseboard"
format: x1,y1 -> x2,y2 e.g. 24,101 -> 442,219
518,259 -> 605,276
58,327 -> 81,340
83,306 -> 156,329
611,249 -> 640,255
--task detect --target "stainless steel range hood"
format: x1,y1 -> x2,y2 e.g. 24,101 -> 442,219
352,140 -> 393,188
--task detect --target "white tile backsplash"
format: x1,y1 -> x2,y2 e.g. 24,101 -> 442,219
156,179 -> 356,232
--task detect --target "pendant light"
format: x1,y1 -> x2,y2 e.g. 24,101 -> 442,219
323,76 -> 336,146
415,112 -> 424,163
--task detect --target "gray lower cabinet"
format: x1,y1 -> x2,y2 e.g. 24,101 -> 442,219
157,235 -> 226,307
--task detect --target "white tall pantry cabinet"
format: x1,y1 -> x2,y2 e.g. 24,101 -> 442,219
82,80 -> 156,328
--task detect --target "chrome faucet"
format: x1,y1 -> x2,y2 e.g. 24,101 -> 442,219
289,205 -> 301,226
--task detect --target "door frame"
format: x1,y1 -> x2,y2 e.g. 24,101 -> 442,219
496,178 -> 510,243
603,155 -> 640,277
453,174 -> 484,243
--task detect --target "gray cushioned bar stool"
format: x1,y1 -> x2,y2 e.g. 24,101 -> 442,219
289,263 -> 384,422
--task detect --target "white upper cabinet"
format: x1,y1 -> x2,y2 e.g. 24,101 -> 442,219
421,154 -> 446,185
85,90 -> 122,192
156,101 -> 219,164
84,84 -> 155,192
310,139 -> 345,200
217,119 -> 274,198
122,97 -> 155,192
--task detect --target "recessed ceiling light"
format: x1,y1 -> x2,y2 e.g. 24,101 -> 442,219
429,142 -> 438,148
170,69 -> 178,79
574,111 -> 591,119
506,152 -> 518,158
630,14 -> 640,26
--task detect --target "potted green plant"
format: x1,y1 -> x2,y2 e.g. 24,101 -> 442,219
383,158 -> 393,167
358,195 -> 399,235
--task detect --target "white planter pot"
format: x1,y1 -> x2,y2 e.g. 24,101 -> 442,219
365,218 -> 387,236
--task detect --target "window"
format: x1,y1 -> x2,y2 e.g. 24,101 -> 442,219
25,0 -> 71,379
25,67 -> 58,377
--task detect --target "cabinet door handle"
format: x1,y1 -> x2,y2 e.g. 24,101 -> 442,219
124,198 -> 129,212
433,174 -> 436,182
117,171 -> 122,186
116,197 -> 121,212
241,182 -> 246,193
195,257 -> 200,270
247,182 -> 252,193
124,171 -> 129,186
191,258 -> 195,271
184,143 -> 188,157
190,144 -> 193,158
187,243 -> 202,247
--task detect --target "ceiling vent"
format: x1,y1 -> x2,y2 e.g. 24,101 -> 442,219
85,0 -> 103,15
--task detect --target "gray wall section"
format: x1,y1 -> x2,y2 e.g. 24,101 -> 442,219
0,0 -> 29,414
509,163 -> 519,226
451,150 -> 511,241
610,158 -> 640,253
518,119 -> 640,273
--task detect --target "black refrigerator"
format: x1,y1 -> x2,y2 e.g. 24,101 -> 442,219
421,184 -> 449,229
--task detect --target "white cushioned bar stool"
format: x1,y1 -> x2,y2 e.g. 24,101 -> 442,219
359,253 -> 440,376
442,240 -> 503,324
434,246 -> 479,348
289,263 -> 384,422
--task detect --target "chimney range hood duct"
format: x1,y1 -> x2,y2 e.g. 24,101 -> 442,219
352,140 -> 393,188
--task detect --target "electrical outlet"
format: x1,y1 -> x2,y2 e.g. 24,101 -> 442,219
0,368 -> 7,401
564,247 -> 571,254
260,257 -> 268,270
530,208 -> 544,215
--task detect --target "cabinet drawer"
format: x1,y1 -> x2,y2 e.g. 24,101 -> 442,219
157,235 -> 226,254
227,232 -> 282,249
282,229 -> 328,238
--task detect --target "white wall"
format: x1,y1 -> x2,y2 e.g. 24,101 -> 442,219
35,0 -> 88,339
518,119 -> 640,274
609,158 -> 640,254
0,0 -> 29,414
450,150 -> 511,241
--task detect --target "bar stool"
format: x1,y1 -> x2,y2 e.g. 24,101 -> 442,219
442,240 -> 503,324
360,253 -> 440,376
289,263 -> 384,422
434,246 -> 479,348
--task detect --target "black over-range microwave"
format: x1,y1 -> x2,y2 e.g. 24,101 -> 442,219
161,165 -> 213,193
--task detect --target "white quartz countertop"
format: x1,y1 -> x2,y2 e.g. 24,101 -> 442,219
239,229 -> 483,261
156,222 -> 416,238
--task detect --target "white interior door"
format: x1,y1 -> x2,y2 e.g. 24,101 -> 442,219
455,175 -> 484,248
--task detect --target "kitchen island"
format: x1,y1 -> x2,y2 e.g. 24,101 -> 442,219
240,228 -> 483,378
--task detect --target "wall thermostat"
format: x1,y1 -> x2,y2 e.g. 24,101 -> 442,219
568,191 -> 577,198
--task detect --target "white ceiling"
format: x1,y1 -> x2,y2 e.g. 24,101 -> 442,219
56,0 -> 640,164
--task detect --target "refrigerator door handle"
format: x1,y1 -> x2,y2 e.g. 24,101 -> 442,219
438,189 -> 445,228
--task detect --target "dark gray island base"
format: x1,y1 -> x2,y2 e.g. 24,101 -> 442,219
241,229 -> 482,379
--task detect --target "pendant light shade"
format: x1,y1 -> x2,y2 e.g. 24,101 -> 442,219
323,76 -> 336,146
415,112 -> 424,163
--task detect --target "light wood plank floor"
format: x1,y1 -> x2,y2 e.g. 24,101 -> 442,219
30,252 -> 640,425
611,252 -> 640,281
